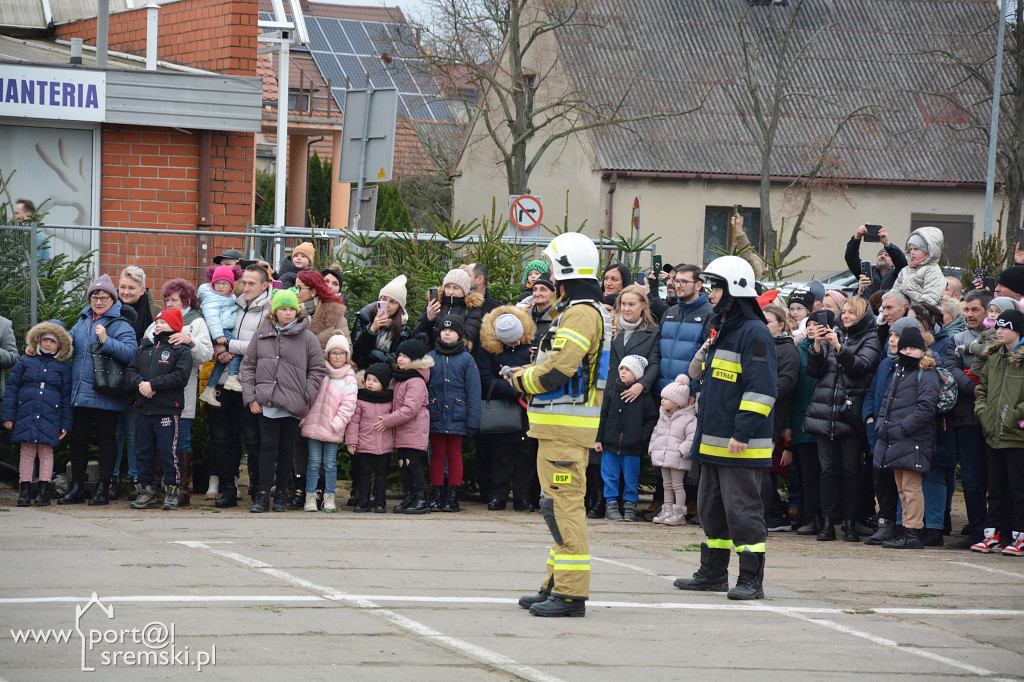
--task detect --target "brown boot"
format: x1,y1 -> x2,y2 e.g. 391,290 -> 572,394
176,450 -> 191,508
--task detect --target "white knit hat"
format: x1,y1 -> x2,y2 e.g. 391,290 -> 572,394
494,313 -> 524,344
442,268 -> 472,297
324,331 -> 350,356
378,275 -> 408,311
660,374 -> 691,407
619,354 -> 647,382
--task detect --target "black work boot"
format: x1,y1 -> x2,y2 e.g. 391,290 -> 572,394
215,482 -> 239,508
586,499 -> 606,519
673,544 -> 730,592
727,551 -> 765,600
863,518 -> 895,545
59,481 -> 86,505
273,490 -> 289,512
883,527 -> 925,549
841,520 -> 860,542
17,482 -> 32,507
519,577 -> 554,609
353,492 -> 372,513
528,595 -> 586,618
442,485 -> 461,512
924,528 -> 944,547
249,491 -> 269,513
88,480 -> 110,506
394,488 -> 415,513
817,518 -> 836,541
34,481 -> 51,506
400,491 -> 430,515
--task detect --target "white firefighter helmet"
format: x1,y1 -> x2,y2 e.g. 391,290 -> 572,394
543,232 -> 599,281
701,255 -> 758,298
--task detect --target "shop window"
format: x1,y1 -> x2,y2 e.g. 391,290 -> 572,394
703,206 -> 761,264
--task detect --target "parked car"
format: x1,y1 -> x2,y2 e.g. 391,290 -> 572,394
761,271 -> 860,301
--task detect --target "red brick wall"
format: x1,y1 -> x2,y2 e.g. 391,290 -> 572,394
55,0 -> 258,76
55,0 -> 259,284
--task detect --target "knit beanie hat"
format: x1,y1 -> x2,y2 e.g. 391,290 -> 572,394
996,309 -> 1024,334
532,273 -> 555,293
888,316 -> 920,338
324,331 -> 350,356
990,296 -> 1019,314
212,265 -> 236,287
808,309 -> 836,329
270,287 -> 300,315
396,338 -> 428,361
997,265 -> 1024,297
291,242 -> 315,264
788,286 -> 815,311
442,268 -> 472,297
807,279 -> 826,302
378,275 -> 408,311
823,289 -> 847,312
494,313 -> 524,344
155,308 -> 184,334
87,273 -> 118,299
619,354 -> 647,381
365,362 -> 393,388
907,233 -> 928,252
525,259 -> 549,275
897,325 -> 926,352
660,374 -> 690,407
438,314 -> 465,339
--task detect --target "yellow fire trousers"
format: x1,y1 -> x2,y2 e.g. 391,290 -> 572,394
536,440 -> 590,599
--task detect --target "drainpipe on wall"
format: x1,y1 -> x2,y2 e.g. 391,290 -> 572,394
145,5 -> 159,71
605,172 -> 617,238
197,130 -> 212,265
96,0 -> 109,69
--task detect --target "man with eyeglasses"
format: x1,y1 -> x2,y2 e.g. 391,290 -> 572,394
658,264 -> 712,394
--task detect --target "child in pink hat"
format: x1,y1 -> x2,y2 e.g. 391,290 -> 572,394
198,265 -> 241,406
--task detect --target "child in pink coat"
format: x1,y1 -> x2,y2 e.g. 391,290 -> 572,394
377,339 -> 434,515
345,362 -> 395,513
649,375 -> 697,526
300,332 -> 358,512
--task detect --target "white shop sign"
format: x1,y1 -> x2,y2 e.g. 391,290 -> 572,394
0,65 -> 106,122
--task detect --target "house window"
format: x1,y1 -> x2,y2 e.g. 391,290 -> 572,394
288,89 -> 312,112
910,214 -> 974,269
703,206 -> 761,264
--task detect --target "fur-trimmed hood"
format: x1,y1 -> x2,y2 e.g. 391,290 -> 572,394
440,291 -> 485,310
402,355 -> 436,371
984,341 -> 1024,366
479,305 -> 537,354
27,320 -> 73,362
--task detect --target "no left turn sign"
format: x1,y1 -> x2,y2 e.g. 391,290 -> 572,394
509,195 -> 543,230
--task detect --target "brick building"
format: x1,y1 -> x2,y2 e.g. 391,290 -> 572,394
1,0 -> 262,285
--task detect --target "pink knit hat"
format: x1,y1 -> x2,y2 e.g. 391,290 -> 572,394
660,374 -> 691,407
211,265 -> 235,286
823,289 -> 847,312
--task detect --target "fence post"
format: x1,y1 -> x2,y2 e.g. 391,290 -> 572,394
29,223 -> 38,326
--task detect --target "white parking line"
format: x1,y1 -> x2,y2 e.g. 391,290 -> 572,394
172,541 -> 568,682
945,560 -> 1024,579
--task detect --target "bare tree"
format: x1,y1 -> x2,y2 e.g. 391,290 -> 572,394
409,0 -> 704,196
725,0 -> 879,260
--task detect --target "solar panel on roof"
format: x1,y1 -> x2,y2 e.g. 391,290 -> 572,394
340,20 -> 375,54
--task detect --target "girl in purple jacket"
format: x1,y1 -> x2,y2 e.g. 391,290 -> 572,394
345,363 -> 395,513
300,332 -> 357,512
378,339 -> 434,515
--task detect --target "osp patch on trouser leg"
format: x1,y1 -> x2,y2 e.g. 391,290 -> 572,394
536,441 -> 590,598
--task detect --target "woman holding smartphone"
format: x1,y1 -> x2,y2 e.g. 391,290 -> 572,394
802,296 -> 881,542
352,275 -> 412,370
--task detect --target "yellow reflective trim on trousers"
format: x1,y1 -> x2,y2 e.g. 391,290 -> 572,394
735,543 -> 766,554
698,443 -> 772,459
739,400 -> 772,417
710,357 -> 742,374
528,411 -> 601,429
706,538 -> 734,550
552,564 -> 591,571
555,328 -> 591,351
552,554 -> 590,560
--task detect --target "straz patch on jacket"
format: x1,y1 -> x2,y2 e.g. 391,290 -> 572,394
712,368 -> 737,382
553,472 -> 572,485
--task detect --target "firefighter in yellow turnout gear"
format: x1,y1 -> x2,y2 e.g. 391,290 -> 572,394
509,232 -> 610,618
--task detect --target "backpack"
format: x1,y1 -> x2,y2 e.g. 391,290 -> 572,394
919,367 -> 958,414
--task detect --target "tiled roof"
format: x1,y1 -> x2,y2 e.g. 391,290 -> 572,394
553,0 -> 999,183
257,0 -> 405,24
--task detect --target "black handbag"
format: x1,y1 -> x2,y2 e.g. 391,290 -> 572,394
837,372 -> 863,424
477,380 -> 524,434
91,343 -> 131,398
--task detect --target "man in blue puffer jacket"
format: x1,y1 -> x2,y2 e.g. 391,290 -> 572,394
658,264 -> 712,394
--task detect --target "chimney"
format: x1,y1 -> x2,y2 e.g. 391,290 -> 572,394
70,37 -> 83,64
146,4 -> 159,70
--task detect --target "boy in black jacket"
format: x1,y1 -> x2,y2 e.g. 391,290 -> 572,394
127,309 -> 193,510
595,355 -> 659,521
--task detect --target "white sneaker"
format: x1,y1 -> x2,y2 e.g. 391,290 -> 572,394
204,475 -> 219,500
223,374 -> 243,392
323,493 -> 337,512
304,495 -> 318,512
199,385 -> 221,407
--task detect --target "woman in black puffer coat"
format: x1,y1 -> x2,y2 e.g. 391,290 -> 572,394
803,297 -> 881,542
